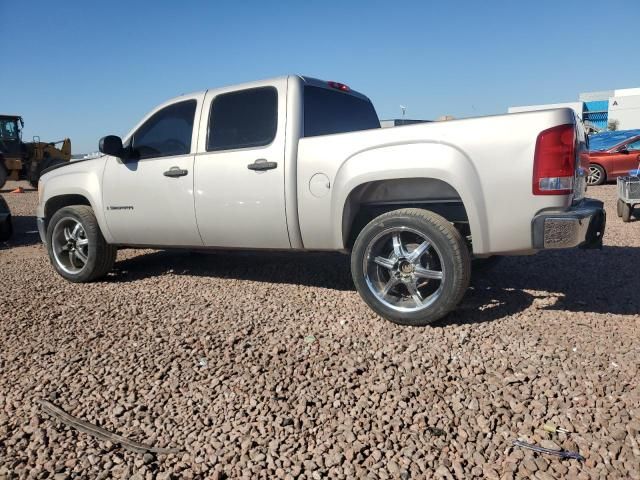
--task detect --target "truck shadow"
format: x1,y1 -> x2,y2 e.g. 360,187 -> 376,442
444,246 -> 639,323
111,245 -> 640,322
111,250 -> 356,291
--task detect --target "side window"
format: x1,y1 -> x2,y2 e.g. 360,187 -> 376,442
132,100 -> 197,160
626,139 -> 640,151
207,87 -> 277,151
0,120 -> 17,140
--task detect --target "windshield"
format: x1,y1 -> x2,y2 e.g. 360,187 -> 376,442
303,86 -> 380,137
0,119 -> 19,141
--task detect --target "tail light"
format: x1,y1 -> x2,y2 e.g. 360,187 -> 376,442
532,124 -> 576,195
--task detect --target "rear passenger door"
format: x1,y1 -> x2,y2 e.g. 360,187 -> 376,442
193,80 -> 290,248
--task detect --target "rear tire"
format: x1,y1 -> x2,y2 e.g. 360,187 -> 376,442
46,205 -> 117,282
622,202 -> 632,223
351,208 -> 471,326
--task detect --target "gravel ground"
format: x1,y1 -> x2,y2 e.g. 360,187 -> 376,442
0,180 -> 639,479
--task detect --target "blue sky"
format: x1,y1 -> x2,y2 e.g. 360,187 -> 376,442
2,0 -> 639,153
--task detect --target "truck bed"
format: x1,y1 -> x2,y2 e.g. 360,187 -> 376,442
296,108 -> 581,254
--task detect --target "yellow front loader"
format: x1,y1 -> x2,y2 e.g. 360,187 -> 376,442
0,115 -> 71,188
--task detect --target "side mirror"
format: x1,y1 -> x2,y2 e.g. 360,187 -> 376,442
617,146 -> 629,154
99,135 -> 124,157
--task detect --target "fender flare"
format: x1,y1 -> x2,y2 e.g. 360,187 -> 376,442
331,141 -> 490,253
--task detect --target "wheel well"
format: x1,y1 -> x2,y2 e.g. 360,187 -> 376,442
44,195 -> 91,227
342,178 -> 470,249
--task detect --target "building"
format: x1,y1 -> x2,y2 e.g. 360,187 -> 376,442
508,87 -> 640,132
380,119 -> 431,128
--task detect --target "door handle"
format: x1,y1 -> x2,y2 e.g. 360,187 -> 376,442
247,159 -> 278,171
163,166 -> 188,178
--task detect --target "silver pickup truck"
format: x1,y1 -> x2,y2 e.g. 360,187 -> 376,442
37,75 -> 605,325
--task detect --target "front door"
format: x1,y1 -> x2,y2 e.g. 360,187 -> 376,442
613,138 -> 640,177
103,98 -> 203,247
193,81 -> 290,248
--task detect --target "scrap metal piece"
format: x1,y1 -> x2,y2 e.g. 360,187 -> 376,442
543,423 -> 570,434
512,439 -> 585,461
38,399 -> 181,455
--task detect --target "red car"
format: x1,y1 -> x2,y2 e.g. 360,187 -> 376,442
586,135 -> 640,185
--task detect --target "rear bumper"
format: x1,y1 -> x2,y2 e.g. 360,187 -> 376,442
532,199 -> 606,250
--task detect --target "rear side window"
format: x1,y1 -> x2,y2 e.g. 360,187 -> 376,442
304,86 -> 380,137
132,100 -> 196,160
208,87 -> 278,151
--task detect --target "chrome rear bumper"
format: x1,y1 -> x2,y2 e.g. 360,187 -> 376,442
532,199 -> 605,250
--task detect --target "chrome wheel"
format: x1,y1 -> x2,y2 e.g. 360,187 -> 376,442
587,165 -> 603,185
363,227 -> 445,313
51,217 -> 89,275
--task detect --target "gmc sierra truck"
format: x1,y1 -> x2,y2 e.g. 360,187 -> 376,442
36,75 -> 606,326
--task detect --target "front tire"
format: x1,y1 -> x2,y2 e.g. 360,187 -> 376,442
587,164 -> 605,186
351,208 -> 471,326
46,205 -> 117,282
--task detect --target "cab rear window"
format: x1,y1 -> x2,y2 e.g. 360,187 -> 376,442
303,86 -> 379,137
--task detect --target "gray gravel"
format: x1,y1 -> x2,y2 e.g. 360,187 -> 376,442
1,180 -> 639,479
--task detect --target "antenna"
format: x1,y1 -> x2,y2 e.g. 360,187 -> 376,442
400,105 -> 406,117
